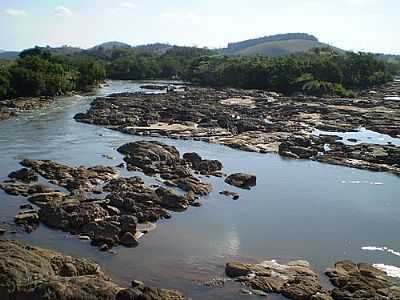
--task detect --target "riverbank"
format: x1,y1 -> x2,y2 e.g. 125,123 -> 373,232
75,80 -> 400,176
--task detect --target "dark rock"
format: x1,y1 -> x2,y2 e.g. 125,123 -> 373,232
8,168 -> 38,183
225,173 -> 256,189
325,260 -> 400,299
120,232 -> 139,248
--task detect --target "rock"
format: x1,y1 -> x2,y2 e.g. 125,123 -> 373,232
226,259 -> 331,299
120,232 -> 139,248
183,152 -> 223,175
131,280 -> 144,288
14,210 -> 39,232
155,188 -> 190,210
219,190 -> 240,200
0,228 -> 6,235
20,159 -> 119,192
8,168 -> 38,183
0,240 -> 190,300
74,85 -> 400,177
225,173 -> 256,189
117,141 -> 180,175
325,260 -> 400,299
173,177 -> 212,195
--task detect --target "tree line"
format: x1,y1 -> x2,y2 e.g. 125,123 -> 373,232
0,47 -> 105,99
0,45 -> 399,100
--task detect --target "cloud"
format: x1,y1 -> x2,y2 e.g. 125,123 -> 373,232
4,8 -> 27,17
54,6 -> 72,17
120,2 -> 136,9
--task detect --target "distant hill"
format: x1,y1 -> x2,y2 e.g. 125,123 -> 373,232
0,51 -> 20,60
133,43 -> 173,55
47,46 -> 83,56
91,41 -> 131,50
221,33 -> 342,57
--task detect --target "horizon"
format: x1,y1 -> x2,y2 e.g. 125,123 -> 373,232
1,0 -> 399,55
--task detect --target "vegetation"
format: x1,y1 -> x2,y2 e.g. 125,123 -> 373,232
0,46 -> 105,99
0,42 -> 397,100
187,49 -> 396,96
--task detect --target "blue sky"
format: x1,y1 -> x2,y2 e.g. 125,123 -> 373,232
0,0 -> 398,54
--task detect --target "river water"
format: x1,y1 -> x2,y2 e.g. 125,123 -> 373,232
0,81 -> 399,299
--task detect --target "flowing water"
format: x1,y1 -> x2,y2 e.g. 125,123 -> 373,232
0,81 -> 400,299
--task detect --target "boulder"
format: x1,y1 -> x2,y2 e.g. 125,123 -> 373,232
225,173 -> 256,189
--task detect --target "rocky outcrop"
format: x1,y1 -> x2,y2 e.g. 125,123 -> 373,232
225,173 -> 256,189
225,259 -> 331,300
75,82 -> 400,176
20,159 -> 120,192
0,240 -> 189,300
325,261 -> 400,299
117,141 -> 213,195
1,153 -> 214,249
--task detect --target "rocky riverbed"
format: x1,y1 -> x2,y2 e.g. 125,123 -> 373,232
74,80 -> 400,176
0,239 -> 189,300
1,80 -> 400,300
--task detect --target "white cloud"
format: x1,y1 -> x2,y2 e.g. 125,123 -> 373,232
54,6 -> 72,17
120,2 -> 136,9
4,8 -> 27,17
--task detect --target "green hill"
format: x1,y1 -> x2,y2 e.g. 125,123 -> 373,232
221,33 -> 341,57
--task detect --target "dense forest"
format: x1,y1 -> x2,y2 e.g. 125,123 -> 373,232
0,47 -> 105,98
0,44 -> 399,100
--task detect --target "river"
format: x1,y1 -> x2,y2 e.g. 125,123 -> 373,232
0,80 -> 399,299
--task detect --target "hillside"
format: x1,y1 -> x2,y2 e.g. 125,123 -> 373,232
91,41 -> 131,50
221,33 -> 340,57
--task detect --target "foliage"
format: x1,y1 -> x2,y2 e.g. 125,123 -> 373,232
187,50 -> 396,96
0,47 -> 105,99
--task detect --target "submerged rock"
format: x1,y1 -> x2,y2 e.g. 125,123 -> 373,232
225,173 -> 256,189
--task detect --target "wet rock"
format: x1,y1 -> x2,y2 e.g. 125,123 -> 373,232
0,182 -> 53,197
8,168 -> 38,183
225,173 -> 256,189
325,260 -> 400,299
120,232 -> 139,248
173,177 -> 212,195
155,187 -> 191,210
226,259 -> 331,300
117,141 -> 180,175
20,159 -> 119,192
183,152 -> 223,175
14,209 -> 39,232
116,286 -> 189,300
219,190 -> 240,200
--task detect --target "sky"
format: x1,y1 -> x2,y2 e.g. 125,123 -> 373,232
0,0 -> 398,54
